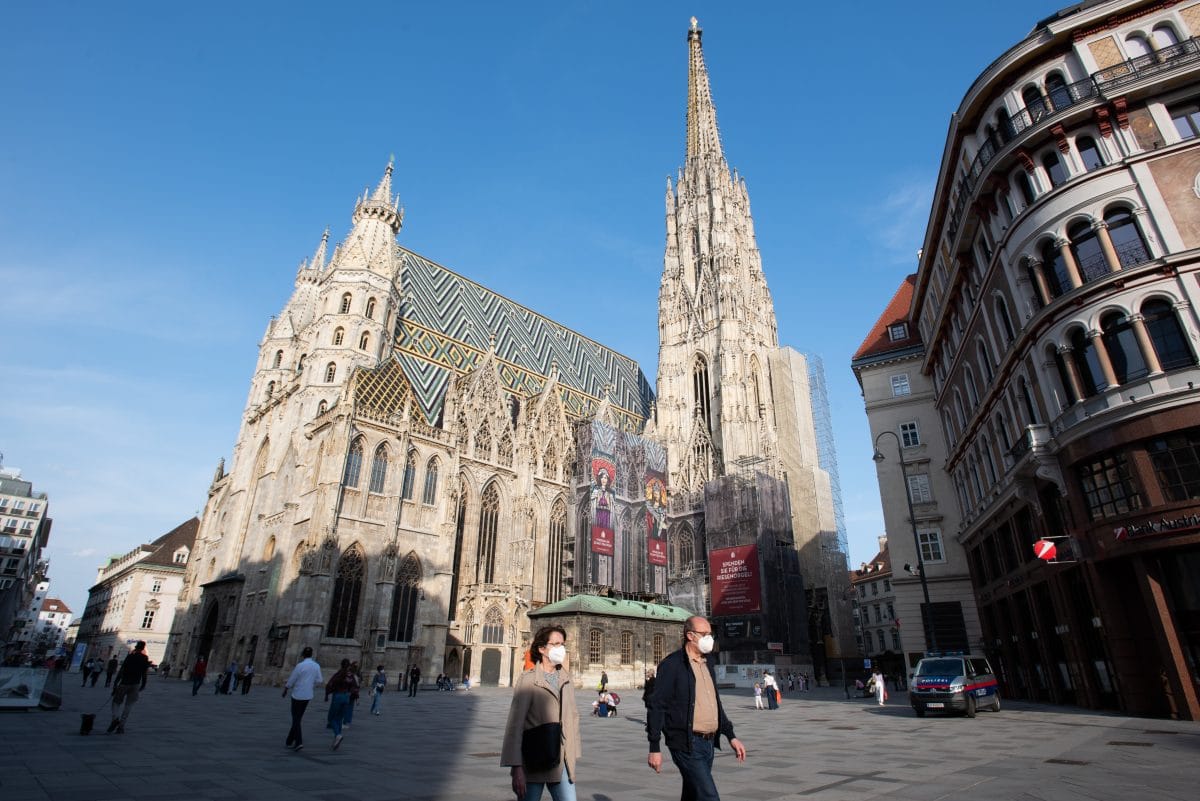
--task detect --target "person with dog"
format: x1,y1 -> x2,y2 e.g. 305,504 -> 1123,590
107,641 -> 151,734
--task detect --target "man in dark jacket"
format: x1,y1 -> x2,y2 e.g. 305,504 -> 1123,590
647,616 -> 746,800
107,641 -> 151,734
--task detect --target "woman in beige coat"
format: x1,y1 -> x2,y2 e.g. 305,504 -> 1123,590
502,625 -> 581,801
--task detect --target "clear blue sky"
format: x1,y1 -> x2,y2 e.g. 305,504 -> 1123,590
0,1 -> 1063,619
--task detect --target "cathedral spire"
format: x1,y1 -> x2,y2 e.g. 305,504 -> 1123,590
310,227 -> 330,272
686,17 -> 724,165
352,157 -> 403,235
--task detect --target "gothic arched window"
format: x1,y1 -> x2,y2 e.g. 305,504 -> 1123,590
317,400 -> 328,416
365,297 -> 377,319
543,444 -> 559,479
421,458 -> 439,505
339,293 -> 352,314
388,553 -> 421,642
327,545 -> 365,639
265,380 -> 275,399
546,499 -> 567,603
476,483 -> 500,583
369,443 -> 389,493
400,451 -> 417,500
482,605 -> 504,644
325,362 -> 337,383
498,433 -> 513,467
359,331 -> 370,351
448,478 -> 468,619
333,327 -> 345,346
475,424 -> 491,461
692,355 -> 712,431
343,438 -> 364,487
273,350 -> 283,368
675,524 -> 695,568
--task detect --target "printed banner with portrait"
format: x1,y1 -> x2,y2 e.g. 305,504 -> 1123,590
645,466 -> 668,566
590,454 -> 616,556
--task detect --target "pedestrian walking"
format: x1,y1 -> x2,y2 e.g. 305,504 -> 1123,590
325,658 -> 356,750
408,664 -> 421,696
240,664 -> 255,694
599,670 -> 609,692
370,666 -> 387,715
90,661 -> 101,686
343,661 -> 362,726
647,615 -> 746,801
502,625 -> 581,801
81,658 -> 93,687
872,668 -> 886,706
226,660 -> 239,694
191,656 -> 207,696
282,646 -> 322,752
106,641 -> 151,734
104,656 -> 119,687
763,670 -> 779,710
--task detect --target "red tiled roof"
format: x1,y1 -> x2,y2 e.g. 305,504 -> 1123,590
40,597 -> 71,614
851,274 -> 920,361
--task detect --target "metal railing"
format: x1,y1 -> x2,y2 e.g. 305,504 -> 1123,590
1115,239 -> 1152,268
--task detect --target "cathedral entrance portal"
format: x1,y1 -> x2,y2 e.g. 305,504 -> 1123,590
480,648 -> 501,686
197,602 -> 219,661
443,649 -> 461,680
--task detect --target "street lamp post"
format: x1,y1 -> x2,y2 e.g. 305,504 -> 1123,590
873,430 -> 938,654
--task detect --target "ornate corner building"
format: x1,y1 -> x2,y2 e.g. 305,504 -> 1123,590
165,19 -> 850,687
904,0 -> 1200,718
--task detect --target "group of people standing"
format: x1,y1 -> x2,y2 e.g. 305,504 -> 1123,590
186,655 -> 254,695
79,655 -> 120,688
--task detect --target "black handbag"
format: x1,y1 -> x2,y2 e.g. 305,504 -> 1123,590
521,683 -> 564,772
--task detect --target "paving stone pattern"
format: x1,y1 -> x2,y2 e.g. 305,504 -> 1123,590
1,678 -> 1197,800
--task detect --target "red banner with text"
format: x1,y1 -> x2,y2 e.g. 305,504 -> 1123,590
708,544 -> 762,616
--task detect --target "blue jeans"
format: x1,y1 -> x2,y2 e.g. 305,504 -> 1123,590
370,689 -> 382,714
523,775 -> 576,801
344,696 -> 356,725
327,692 -> 349,736
191,676 -> 204,696
668,735 -> 721,801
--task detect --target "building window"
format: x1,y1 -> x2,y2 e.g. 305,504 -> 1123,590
892,630 -> 901,650
887,602 -> 895,620
918,530 -> 945,562
908,474 -> 932,503
325,363 -> 337,383
395,450 -> 414,499
359,332 -> 370,351
652,633 -> 665,665
476,483 -> 500,584
1015,170 -> 1036,206
339,293 -> 352,314
692,355 -> 712,432
1169,99 -> 1200,140
151,579 -> 162,593
173,548 -> 188,564
1079,452 -> 1141,520
890,374 -> 911,397
877,630 -> 886,651
1042,151 -> 1068,188
343,438 -> 364,488
1077,136 -> 1104,171
1148,430 -> 1200,502
1101,312 -> 1149,384
273,350 -> 283,368
370,444 -> 390,494
873,603 -> 881,623
327,546 -> 365,638
1069,327 -> 1105,396
333,327 -> 344,346
1069,220 -> 1107,284
1143,299 -> 1195,370
900,421 -> 920,448
1106,207 -> 1150,268
421,459 -> 440,505
871,581 -> 878,596
482,605 -> 504,644
141,609 -> 155,629
888,323 -> 908,341
883,580 -> 891,593
317,400 -> 328,416
388,554 -> 421,642
365,297 -> 376,319
620,631 -> 634,664
546,500 -> 567,603
589,629 -> 603,663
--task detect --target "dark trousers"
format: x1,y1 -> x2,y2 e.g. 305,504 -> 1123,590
192,676 -> 204,695
105,671 -> 116,687
408,680 -> 418,697
766,688 -> 778,709
241,676 -> 253,694
668,735 -> 721,801
286,698 -> 309,746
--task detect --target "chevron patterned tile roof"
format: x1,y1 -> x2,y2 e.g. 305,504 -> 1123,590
392,246 -> 654,428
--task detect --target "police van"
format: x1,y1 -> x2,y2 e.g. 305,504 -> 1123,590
910,653 -> 1000,718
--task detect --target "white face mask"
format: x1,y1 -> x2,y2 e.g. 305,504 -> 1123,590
696,634 -> 715,655
547,645 -> 567,665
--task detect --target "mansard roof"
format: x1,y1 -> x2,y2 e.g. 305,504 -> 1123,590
851,273 -> 920,364
141,517 -> 200,569
391,246 -> 654,429
529,594 -> 692,622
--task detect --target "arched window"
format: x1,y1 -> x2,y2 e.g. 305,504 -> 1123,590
942,411 -> 957,447
652,633 -> 665,664
498,433 -> 513,467
1068,220 -> 1106,283
1105,207 -> 1150,267
273,350 -> 283,368
996,297 -> 1016,343
325,362 -> 337,383
1040,239 -> 1070,297
692,355 -> 712,431
400,451 -> 417,500
265,380 -> 275,398
620,631 -> 634,664
546,499 -> 567,603
1015,169 -> 1036,206
317,399 -> 328,416
1045,72 -> 1070,111
1020,378 -> 1040,424
1042,151 -> 1068,188
365,297 -> 377,319
1069,327 -> 1104,396
476,483 -> 500,583
333,327 -> 344,346
359,331 -> 370,351
369,444 -> 389,493
1101,311 -> 1148,384
977,340 -> 994,383
1125,33 -> 1153,58
327,545 -> 365,639
1142,299 -> 1195,370
588,629 -> 603,663
421,458 -> 439,504
675,524 -> 695,568
448,479 -> 468,618
1051,344 -> 1079,407
1152,24 -> 1180,49
482,606 -> 504,644
964,366 -> 979,406
343,438 -> 364,487
339,293 -> 352,314
953,389 -> 967,430
994,413 -> 1011,452
388,554 -> 421,642
475,424 -> 491,461
543,445 -> 559,479
1023,85 -> 1048,122
1077,136 -> 1104,172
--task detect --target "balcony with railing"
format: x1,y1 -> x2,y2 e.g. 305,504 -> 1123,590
945,37 -> 1200,242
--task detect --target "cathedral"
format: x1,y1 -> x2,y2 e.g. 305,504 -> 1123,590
166,19 -> 851,687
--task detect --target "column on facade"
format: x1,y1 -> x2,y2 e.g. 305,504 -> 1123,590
1057,238 -> 1084,290
1093,221 -> 1122,274
1057,345 -> 1087,401
1133,556 -> 1200,720
1127,314 -> 1164,375
1027,259 -> 1052,307
1088,329 -> 1120,389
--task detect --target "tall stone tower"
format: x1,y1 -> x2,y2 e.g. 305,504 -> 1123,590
657,17 -> 781,493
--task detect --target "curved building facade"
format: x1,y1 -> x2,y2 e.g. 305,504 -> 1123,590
913,0 -> 1200,718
